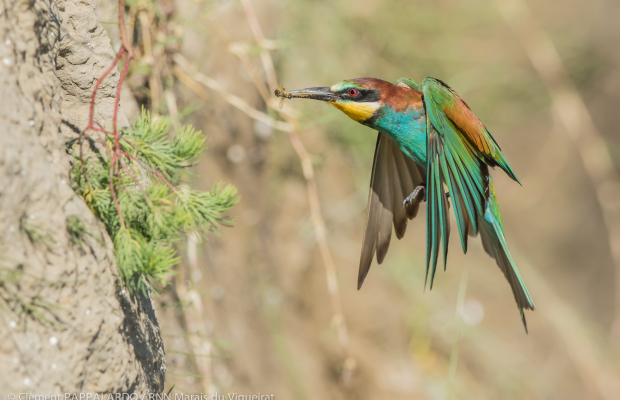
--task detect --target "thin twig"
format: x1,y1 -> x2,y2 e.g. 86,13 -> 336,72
238,0 -> 356,384
79,47 -> 125,184
173,66 -> 211,100
446,270 -> 469,400
81,0 -> 135,228
93,121 -> 112,135
239,0 -> 278,92
86,48 -> 124,130
174,273 -> 215,394
173,1 -> 356,384
172,58 -> 294,132
139,10 -> 161,114
165,83 -> 215,391
112,53 -> 132,139
228,42 -> 271,104
164,62 -> 215,392
117,0 -> 134,58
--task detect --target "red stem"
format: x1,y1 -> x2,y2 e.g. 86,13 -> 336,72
117,0 -> 134,59
81,0 -> 173,231
88,47 -> 125,130
79,48 -> 124,187
112,54 -> 132,135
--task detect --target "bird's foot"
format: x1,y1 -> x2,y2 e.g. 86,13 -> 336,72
403,184 -> 426,207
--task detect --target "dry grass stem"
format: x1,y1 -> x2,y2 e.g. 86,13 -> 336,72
239,0 -> 278,92
173,56 -> 294,132
496,0 -> 620,343
514,251 -> 620,400
228,42 -> 272,104
174,252 -> 215,395
237,0 -> 356,384
496,0 -> 620,397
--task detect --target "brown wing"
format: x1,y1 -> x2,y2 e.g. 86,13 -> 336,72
358,133 -> 427,289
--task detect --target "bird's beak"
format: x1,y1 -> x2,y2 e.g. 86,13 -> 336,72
275,87 -> 338,102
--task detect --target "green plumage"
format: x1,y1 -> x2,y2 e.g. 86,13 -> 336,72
399,77 -> 535,330
278,76 -> 535,331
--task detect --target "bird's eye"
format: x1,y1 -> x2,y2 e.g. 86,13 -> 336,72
348,88 -> 358,96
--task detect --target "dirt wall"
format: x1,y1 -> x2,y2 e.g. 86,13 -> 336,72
0,0 -> 164,394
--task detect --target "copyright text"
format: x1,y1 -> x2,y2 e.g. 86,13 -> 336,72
8,394 -> 274,400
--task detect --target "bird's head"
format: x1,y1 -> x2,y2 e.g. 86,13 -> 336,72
278,78 -> 413,124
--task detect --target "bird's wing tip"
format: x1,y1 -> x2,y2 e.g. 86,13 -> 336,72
520,308 -> 529,334
357,268 -> 368,290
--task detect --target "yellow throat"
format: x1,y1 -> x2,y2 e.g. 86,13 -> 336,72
328,101 -> 380,122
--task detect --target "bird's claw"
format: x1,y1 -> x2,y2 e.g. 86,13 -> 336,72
403,185 -> 426,207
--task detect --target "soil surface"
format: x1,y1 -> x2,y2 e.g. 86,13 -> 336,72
0,0 -> 163,394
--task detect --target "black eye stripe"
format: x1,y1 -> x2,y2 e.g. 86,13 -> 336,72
339,89 -> 381,103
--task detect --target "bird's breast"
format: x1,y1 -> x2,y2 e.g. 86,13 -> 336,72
367,105 -> 428,167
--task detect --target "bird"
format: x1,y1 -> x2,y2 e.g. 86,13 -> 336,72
276,77 -> 535,331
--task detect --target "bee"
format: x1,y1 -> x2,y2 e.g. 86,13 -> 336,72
274,85 -> 289,110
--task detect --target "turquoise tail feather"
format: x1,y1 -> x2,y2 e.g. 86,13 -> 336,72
479,177 -> 535,332
394,76 -> 532,329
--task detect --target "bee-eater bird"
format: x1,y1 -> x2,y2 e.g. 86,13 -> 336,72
276,77 -> 535,331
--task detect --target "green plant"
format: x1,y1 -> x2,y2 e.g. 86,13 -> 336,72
69,110 -> 238,294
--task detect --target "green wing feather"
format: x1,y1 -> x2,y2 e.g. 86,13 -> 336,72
396,77 -> 534,330
480,178 -> 535,331
423,78 -> 520,184
425,113 -> 451,289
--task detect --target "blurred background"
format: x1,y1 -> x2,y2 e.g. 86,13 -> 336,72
100,0 -> 620,398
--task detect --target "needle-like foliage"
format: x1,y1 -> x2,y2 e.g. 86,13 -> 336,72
69,111 -> 238,294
